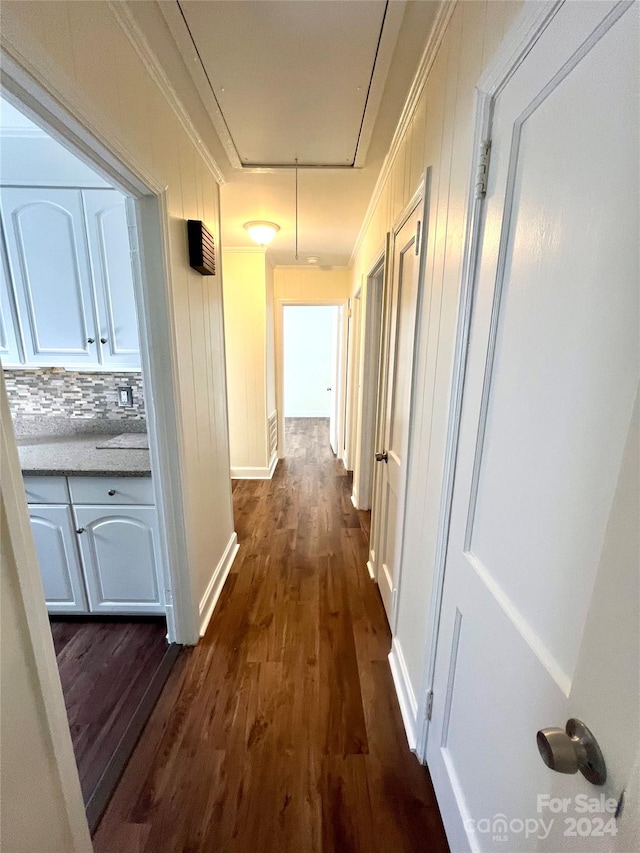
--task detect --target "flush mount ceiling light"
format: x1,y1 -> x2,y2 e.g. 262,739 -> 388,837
306,256 -> 320,265
244,220 -> 280,246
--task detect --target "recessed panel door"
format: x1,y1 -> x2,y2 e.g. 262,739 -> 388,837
28,505 -> 88,614
375,206 -> 421,628
427,5 -> 639,850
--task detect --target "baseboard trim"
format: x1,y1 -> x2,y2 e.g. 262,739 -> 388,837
350,493 -> 358,509
388,637 -> 418,751
231,451 -> 278,480
366,560 -> 376,580
198,532 -> 239,637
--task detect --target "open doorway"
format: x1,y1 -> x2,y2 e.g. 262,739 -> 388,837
0,94 -> 180,831
279,302 -> 347,458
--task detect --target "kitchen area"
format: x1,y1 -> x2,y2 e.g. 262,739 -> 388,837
0,96 -> 178,830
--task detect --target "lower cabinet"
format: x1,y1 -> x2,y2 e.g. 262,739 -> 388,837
27,475 -> 164,615
74,506 -> 163,615
29,505 -> 88,614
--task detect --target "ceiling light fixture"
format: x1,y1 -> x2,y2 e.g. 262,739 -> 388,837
244,220 -> 280,246
306,256 -> 320,265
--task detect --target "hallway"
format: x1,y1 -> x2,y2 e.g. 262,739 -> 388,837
93,418 -> 448,852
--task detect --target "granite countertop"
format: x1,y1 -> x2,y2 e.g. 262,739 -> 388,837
16,432 -> 152,477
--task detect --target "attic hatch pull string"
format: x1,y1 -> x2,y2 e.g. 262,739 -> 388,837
295,157 -> 299,261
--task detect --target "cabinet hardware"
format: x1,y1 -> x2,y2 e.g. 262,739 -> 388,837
87,338 -> 95,344
375,451 -> 388,463
76,527 -> 85,534
100,337 -> 108,344
108,489 -> 116,496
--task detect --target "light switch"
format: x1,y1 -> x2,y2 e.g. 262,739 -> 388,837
117,386 -> 134,407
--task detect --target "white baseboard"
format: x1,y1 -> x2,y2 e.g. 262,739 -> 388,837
388,637 -> 418,751
198,531 -> 239,637
231,451 -> 278,480
284,411 -> 330,418
366,560 -> 376,580
350,493 -> 358,509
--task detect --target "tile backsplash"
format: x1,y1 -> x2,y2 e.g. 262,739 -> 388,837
3,369 -> 146,420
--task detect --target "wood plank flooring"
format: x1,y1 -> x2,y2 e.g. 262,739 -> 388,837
51,617 -> 168,804
93,418 -> 449,853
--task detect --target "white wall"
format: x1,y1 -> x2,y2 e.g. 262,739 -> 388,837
347,0 -> 525,725
0,1 -> 236,840
283,305 -> 336,418
0,97 -> 110,186
221,247 -> 273,475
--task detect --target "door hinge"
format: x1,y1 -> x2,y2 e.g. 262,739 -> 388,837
415,219 -> 422,256
426,690 -> 434,721
474,139 -> 492,199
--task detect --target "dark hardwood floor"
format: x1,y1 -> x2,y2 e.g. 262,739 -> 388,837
51,617 -> 169,807
93,418 -> 449,853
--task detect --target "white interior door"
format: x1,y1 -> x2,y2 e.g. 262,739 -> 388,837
328,306 -> 340,454
427,4 -> 639,851
375,205 -> 421,627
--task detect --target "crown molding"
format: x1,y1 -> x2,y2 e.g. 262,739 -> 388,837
106,0 -> 226,185
348,0 -> 456,267
222,246 -> 267,255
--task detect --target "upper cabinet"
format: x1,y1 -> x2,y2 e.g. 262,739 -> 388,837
0,188 -> 140,370
82,191 -> 140,369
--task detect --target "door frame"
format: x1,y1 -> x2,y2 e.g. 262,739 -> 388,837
275,298 -> 348,459
414,0 -> 569,762
351,250 -> 385,512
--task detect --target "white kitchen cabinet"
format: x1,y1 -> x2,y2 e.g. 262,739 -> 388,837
0,188 -> 99,367
28,505 -> 88,614
0,187 -> 140,369
0,224 -> 23,366
74,505 -> 164,615
82,190 -> 140,369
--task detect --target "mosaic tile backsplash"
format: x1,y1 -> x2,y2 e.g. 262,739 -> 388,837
4,369 -> 146,420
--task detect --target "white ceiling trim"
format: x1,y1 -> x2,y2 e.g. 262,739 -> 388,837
107,0 -> 227,184
348,0 -> 456,266
157,0 -> 243,170
353,1 -> 405,168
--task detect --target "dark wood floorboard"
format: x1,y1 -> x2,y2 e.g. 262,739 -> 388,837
50,616 -> 168,802
93,418 -> 449,853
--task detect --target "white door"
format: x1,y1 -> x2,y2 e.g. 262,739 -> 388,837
28,505 -> 88,614
82,190 -> 140,369
373,205 -> 421,626
427,4 -> 639,851
0,188 -> 99,366
75,506 -> 163,615
328,306 -> 340,454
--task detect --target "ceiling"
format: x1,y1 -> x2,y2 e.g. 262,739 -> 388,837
169,0 -> 397,168
134,1 -> 441,265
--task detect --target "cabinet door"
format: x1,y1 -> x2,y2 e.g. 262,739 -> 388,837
74,505 -> 164,614
28,505 -> 88,614
0,221 -> 23,366
82,190 -> 140,369
0,188 -> 99,366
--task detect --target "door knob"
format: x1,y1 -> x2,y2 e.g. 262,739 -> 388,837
375,451 -> 388,463
536,718 -> 606,785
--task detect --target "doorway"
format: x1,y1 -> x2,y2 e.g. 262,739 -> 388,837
276,299 -> 347,460
0,71 -> 192,840
283,304 -> 339,454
